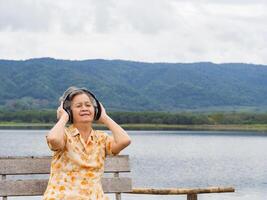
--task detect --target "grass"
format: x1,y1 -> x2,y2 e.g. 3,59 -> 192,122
0,122 -> 53,129
0,122 -> 267,132
120,124 -> 267,132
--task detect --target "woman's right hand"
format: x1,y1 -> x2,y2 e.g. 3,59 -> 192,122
46,101 -> 68,151
57,102 -> 69,122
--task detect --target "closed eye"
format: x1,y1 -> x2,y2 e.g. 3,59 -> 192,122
74,104 -> 82,108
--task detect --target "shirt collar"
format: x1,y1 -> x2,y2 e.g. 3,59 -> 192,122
67,124 -> 97,139
67,124 -> 80,136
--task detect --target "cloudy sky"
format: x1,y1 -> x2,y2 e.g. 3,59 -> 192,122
0,0 -> 266,64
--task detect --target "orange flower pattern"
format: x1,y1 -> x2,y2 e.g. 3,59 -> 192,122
43,125 -> 115,200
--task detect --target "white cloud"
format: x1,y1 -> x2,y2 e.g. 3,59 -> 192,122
0,0 -> 54,31
0,0 -> 266,64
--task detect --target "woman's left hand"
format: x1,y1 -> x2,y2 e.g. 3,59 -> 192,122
97,102 -> 109,124
97,102 -> 131,155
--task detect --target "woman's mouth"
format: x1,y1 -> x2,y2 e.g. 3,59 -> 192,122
80,113 -> 90,116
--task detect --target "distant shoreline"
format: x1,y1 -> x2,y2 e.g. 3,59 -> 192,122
0,122 -> 267,133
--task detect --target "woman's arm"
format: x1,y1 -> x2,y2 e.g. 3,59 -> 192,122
98,104 -> 131,155
46,103 -> 69,151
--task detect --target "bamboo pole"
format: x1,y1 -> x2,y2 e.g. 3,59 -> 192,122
187,194 -> 197,200
129,187 -> 235,195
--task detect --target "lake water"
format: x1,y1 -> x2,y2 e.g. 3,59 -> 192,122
0,130 -> 266,200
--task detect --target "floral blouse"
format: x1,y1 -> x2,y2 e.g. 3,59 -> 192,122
43,125 -> 115,200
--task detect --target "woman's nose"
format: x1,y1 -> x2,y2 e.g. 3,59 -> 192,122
81,104 -> 88,110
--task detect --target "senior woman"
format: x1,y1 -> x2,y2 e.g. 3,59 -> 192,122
43,86 -> 131,200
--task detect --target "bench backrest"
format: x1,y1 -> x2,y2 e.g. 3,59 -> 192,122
0,155 -> 132,197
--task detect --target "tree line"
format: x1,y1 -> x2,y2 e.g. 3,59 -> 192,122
0,109 -> 267,124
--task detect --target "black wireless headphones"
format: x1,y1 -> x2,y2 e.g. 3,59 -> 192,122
61,87 -> 102,123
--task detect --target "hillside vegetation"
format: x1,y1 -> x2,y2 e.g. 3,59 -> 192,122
1,58 -> 267,112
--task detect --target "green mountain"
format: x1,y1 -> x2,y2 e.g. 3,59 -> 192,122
0,58 -> 267,112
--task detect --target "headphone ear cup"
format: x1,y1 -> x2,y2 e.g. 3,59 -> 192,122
63,98 -> 72,123
94,106 -> 98,121
67,109 -> 73,123
94,100 -> 102,121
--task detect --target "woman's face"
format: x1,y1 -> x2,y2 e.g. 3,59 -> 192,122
71,93 -> 95,124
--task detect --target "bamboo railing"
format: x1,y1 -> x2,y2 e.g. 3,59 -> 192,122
128,186 -> 235,200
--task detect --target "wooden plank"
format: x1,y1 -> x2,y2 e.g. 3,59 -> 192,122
0,156 -> 51,175
105,155 -> 130,173
0,179 -> 48,196
0,155 -> 130,175
114,172 -> 121,200
0,177 -> 132,196
1,175 -> 7,200
102,177 -> 132,193
130,187 -> 235,194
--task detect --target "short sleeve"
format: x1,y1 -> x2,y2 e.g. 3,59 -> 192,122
46,131 -> 67,152
104,133 -> 117,156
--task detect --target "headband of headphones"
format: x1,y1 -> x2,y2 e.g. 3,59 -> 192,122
62,87 -> 102,123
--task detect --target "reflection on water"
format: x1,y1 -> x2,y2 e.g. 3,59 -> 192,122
0,130 -> 266,200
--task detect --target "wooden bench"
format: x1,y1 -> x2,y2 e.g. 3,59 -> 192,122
0,155 -> 235,200
0,155 -> 131,200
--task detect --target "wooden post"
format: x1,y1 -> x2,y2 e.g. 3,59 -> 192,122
187,194 -> 197,200
114,172 -> 121,200
1,174 -> 7,200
